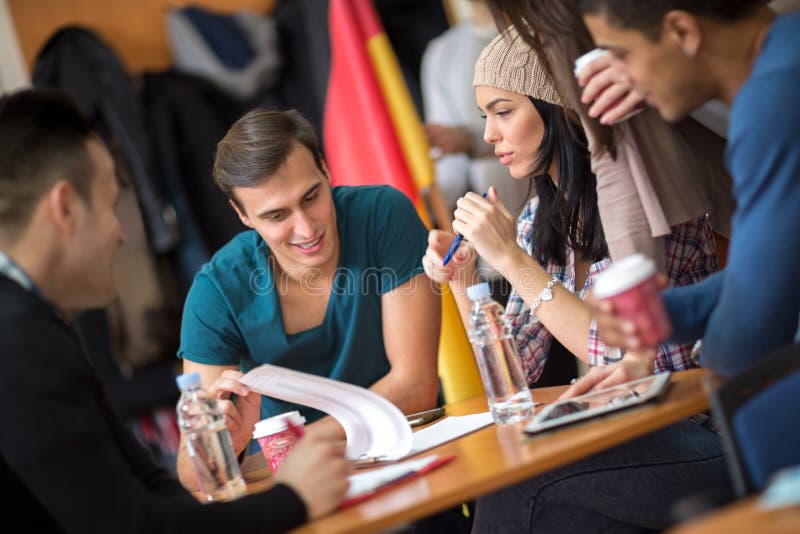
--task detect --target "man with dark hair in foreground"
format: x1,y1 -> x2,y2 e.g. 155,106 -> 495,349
0,88 -> 349,533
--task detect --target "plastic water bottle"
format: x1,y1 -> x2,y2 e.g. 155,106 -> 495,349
466,282 -> 535,424
176,372 -> 247,502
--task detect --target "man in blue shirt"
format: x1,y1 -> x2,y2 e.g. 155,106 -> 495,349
572,0 -> 800,494
568,0 -> 800,382
176,109 -> 441,489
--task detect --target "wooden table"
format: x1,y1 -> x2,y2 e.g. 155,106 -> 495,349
667,497 -> 800,534
244,369 -> 710,534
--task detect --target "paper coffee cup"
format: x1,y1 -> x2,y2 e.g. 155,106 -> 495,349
574,48 -> 610,77
252,411 -> 306,473
593,254 -> 672,346
574,48 -> 643,124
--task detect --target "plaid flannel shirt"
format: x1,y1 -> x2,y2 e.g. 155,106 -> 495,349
507,197 -> 719,391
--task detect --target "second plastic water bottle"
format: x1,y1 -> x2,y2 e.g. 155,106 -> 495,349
466,282 -> 535,424
176,372 -> 247,502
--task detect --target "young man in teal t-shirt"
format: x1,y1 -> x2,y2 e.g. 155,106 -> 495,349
176,109 -> 441,491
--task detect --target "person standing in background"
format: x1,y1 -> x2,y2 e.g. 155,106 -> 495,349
421,0 -> 529,217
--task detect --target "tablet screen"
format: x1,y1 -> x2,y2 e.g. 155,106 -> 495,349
538,389 -> 641,422
525,373 -> 671,434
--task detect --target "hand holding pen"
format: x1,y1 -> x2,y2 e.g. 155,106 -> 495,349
443,191 -> 487,266
421,193 -> 485,285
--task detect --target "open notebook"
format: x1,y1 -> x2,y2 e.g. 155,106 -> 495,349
240,364 -> 494,463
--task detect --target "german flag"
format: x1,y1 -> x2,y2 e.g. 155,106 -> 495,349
324,0 -> 431,223
324,0 -> 483,403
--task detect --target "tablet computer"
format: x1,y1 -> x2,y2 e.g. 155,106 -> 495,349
524,372 -> 672,436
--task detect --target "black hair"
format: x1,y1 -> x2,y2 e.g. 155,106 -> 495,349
527,97 -> 608,266
0,88 -> 95,237
484,0 -> 618,158
577,0 -> 763,40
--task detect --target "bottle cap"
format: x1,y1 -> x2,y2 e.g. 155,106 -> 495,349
175,372 -> 201,392
593,253 -> 657,299
253,411 -> 307,438
466,282 -> 492,302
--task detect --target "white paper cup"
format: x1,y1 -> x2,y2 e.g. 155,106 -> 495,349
574,48 -> 610,77
574,48 -> 644,123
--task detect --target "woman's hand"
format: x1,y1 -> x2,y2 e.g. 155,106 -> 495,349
577,52 -> 645,125
422,229 -> 478,285
208,370 -> 261,455
451,187 -> 519,272
557,351 -> 656,401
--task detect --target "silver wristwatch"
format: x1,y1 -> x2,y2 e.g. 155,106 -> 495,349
531,277 -> 559,316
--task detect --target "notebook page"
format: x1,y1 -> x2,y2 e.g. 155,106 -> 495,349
240,364 -> 413,461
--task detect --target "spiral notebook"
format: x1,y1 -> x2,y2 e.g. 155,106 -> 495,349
240,364 -> 494,463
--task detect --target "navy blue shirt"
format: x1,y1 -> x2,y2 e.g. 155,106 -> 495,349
663,13 -> 800,377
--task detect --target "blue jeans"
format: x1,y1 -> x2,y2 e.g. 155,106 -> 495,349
472,421 -> 731,533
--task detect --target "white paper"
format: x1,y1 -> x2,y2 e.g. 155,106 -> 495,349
409,412 -> 494,455
346,454 -> 440,500
240,364 -> 413,460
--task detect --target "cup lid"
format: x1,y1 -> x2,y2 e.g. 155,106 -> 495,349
574,48 -> 609,77
253,411 -> 306,438
593,253 -> 657,298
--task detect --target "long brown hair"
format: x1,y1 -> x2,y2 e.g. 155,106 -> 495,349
484,0 -> 617,157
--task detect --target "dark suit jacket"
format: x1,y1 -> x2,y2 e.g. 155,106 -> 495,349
0,277 -> 305,533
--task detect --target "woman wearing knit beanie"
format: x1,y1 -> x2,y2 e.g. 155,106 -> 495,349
423,27 -> 713,390
422,28 -> 729,533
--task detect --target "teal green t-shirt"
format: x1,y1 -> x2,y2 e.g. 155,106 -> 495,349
178,185 -> 428,421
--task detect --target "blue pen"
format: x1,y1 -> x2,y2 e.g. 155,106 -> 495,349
442,192 -> 487,266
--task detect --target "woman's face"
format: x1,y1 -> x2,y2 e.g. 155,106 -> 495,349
476,85 -> 545,180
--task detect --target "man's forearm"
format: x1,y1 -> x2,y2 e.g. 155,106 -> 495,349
369,370 -> 439,415
662,271 -> 725,344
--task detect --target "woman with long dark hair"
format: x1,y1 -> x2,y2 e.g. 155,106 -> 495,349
481,0 -> 735,272
423,28 -> 716,386
422,28 -> 730,533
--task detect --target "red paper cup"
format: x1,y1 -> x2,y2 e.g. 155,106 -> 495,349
252,411 -> 306,473
594,254 -> 673,347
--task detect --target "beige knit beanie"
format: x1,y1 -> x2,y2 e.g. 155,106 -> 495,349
473,27 -> 564,107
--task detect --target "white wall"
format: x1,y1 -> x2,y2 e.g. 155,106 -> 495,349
0,0 -> 30,93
